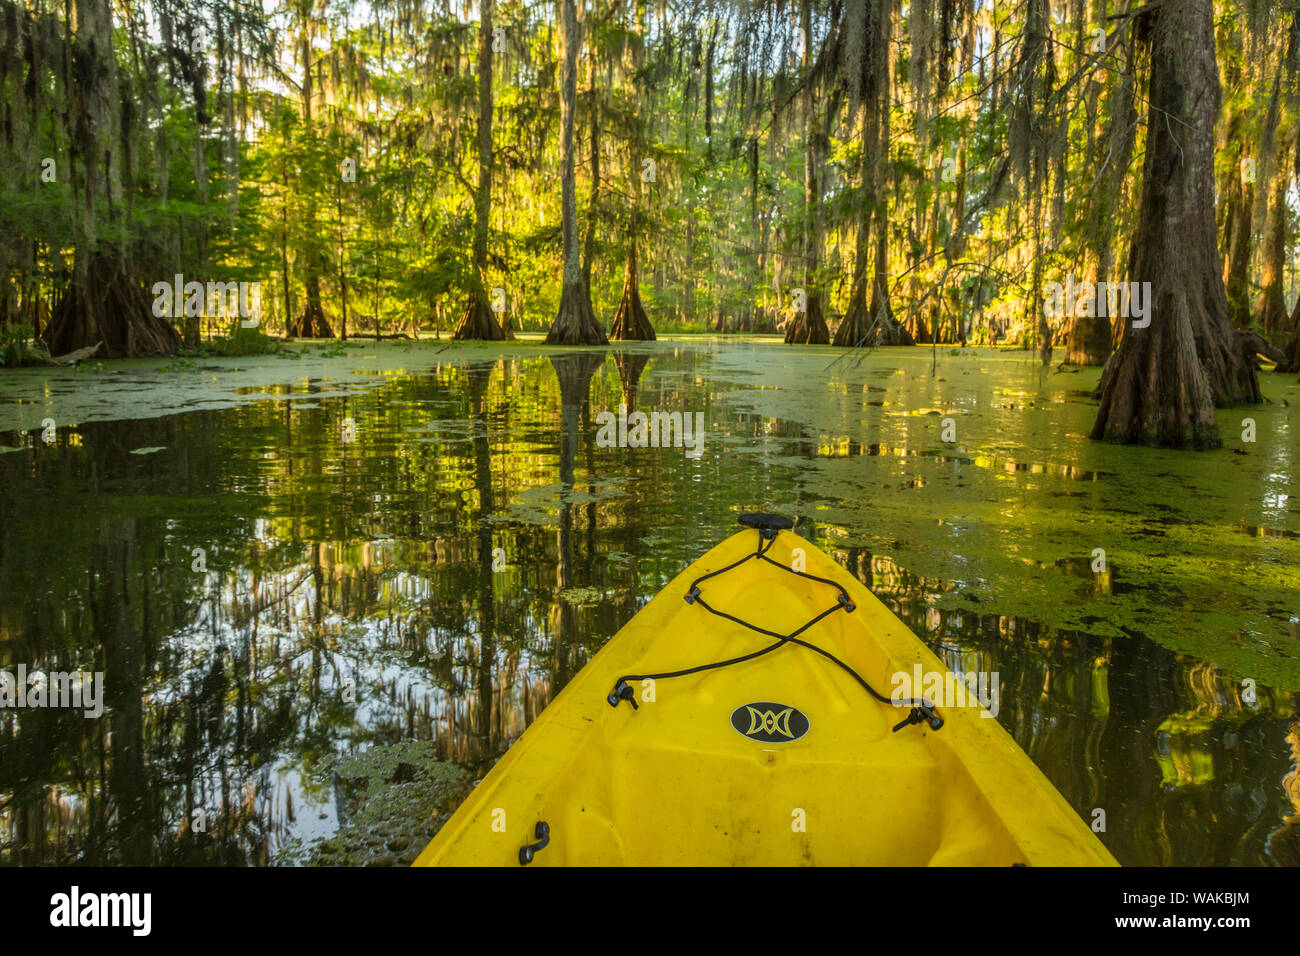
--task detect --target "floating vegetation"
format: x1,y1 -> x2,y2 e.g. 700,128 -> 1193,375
279,742 -> 472,867
559,586 -> 604,606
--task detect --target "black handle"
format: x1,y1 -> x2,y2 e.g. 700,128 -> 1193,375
519,821 -> 550,865
738,513 -> 794,539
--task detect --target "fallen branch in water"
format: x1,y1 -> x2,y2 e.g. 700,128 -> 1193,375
49,341 -> 103,365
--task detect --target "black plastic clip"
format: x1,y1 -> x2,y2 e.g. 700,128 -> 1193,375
892,702 -> 944,733
519,821 -> 550,865
606,679 -> 638,709
837,592 -> 856,613
684,585 -> 701,605
738,513 -> 795,540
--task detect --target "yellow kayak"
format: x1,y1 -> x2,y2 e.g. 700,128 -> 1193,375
414,515 -> 1118,866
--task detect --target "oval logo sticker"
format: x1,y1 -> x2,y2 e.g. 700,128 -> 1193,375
731,702 -> 810,743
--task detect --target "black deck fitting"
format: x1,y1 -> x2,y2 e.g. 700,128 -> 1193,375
738,513 -> 794,539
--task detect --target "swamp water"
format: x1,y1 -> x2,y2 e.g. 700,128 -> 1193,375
0,339 -> 1297,865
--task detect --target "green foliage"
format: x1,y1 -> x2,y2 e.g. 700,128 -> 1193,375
0,328 -> 50,368
1,0 -> 1295,349
198,326 -> 292,357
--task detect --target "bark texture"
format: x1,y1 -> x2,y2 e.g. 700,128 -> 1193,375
42,0 -> 181,357
287,272 -> 334,338
1254,136 -> 1292,334
785,0 -> 830,346
453,300 -> 508,340
545,0 -> 607,345
1091,0 -> 1260,449
46,253 -> 181,357
609,235 -> 654,340
833,0 -> 911,348
1277,295 -> 1300,373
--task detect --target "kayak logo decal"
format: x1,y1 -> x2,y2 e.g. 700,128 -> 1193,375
731,702 -> 809,742
748,707 -> 792,737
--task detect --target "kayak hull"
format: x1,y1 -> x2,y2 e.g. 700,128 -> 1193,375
414,528 -> 1118,866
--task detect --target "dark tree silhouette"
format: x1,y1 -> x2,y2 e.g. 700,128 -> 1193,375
1092,0 -> 1260,449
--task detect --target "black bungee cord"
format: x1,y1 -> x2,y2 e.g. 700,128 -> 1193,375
606,517 -> 943,733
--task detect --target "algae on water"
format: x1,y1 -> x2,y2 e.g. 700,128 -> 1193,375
278,742 -> 472,867
3,339 -> 1298,867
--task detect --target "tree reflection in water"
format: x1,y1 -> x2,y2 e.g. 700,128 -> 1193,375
0,346 -> 1296,865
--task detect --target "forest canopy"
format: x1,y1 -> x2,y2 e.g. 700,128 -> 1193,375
1,0 -> 1297,443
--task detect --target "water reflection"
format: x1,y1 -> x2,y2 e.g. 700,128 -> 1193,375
0,344 -> 1296,865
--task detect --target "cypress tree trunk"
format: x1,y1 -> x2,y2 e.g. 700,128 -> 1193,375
287,14 -> 333,339
44,0 -> 180,357
868,0 -> 903,345
1254,139 -> 1291,334
1223,149 -> 1254,328
834,0 -> 911,348
545,0 -> 607,345
785,0 -> 830,345
289,270 -> 333,337
335,178 -> 349,340
1277,295 -> 1300,373
453,0 -> 506,341
582,51 -> 599,289
279,147 -> 294,339
609,228 -> 654,339
868,220 -> 908,342
609,2 -> 654,342
1091,0 -> 1260,449
1062,260 -> 1114,365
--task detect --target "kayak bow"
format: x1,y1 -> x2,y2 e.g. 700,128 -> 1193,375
414,514 -> 1118,866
